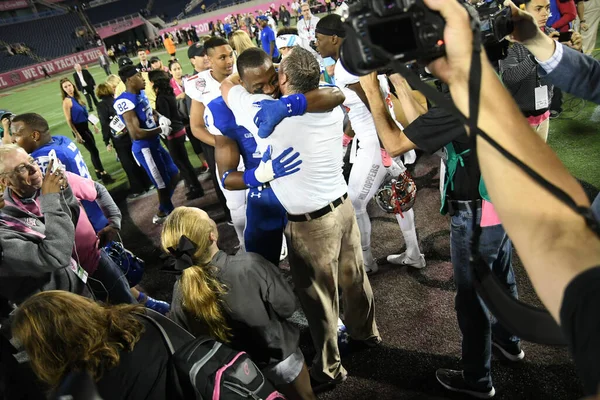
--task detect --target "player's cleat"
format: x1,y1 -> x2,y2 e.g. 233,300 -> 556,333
387,252 -> 426,269
152,213 -> 169,225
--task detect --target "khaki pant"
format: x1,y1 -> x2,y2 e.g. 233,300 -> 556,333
285,198 -> 380,382
582,0 -> 600,54
531,117 -> 550,142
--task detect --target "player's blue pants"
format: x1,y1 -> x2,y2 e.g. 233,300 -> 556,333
245,185 -> 287,266
133,142 -> 178,214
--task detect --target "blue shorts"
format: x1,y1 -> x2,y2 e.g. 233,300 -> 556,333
245,185 -> 287,266
132,141 -> 178,190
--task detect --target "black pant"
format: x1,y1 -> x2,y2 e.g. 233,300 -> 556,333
200,141 -> 231,221
101,64 -> 111,76
74,122 -> 104,174
84,88 -> 99,111
113,136 -> 152,193
167,134 -> 203,191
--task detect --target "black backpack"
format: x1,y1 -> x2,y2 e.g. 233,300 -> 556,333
141,311 -> 285,400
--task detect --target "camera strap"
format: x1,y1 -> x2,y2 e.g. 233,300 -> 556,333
387,19 -> 596,344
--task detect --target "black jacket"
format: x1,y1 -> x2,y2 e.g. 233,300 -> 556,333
72,69 -> 96,92
97,95 -> 130,146
155,93 -> 185,135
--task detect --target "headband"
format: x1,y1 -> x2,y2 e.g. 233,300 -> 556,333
315,26 -> 346,38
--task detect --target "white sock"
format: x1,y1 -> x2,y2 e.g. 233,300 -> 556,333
395,209 -> 421,260
355,210 -> 376,266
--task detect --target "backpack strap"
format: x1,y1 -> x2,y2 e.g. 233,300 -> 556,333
137,311 -> 194,399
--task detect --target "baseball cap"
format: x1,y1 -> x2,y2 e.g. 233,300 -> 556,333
149,56 -> 161,64
276,34 -> 299,50
257,15 -> 269,21
119,65 -> 140,81
187,42 -> 206,59
118,56 -> 133,68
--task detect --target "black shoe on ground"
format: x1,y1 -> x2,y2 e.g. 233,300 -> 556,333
310,373 -> 347,394
492,340 -> 524,362
347,335 -> 382,351
436,369 -> 495,399
186,187 -> 205,200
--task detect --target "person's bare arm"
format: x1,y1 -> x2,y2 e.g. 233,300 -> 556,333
304,86 -> 345,112
215,135 -> 246,190
347,81 -> 372,112
122,110 -> 162,141
189,99 -> 216,146
389,73 -> 427,124
426,0 -> 600,322
358,73 -> 418,157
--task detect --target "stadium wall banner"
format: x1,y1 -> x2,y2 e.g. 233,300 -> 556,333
0,47 -> 105,89
96,16 -> 146,39
0,0 -> 63,10
159,0 -> 290,35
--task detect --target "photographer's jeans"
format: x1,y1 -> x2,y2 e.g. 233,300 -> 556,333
450,207 -> 519,390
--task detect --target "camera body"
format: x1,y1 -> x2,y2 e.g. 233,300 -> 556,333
340,0 -> 513,75
340,0 -> 445,74
477,2 -> 513,45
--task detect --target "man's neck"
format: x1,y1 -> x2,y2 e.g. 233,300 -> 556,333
211,70 -> 229,83
333,46 -> 341,62
127,87 -> 140,95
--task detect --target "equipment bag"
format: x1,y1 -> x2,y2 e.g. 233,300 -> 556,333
140,312 -> 285,400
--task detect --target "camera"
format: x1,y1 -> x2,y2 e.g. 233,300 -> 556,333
340,0 -> 446,74
339,0 -> 513,75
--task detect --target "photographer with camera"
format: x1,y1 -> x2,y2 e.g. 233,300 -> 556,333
360,71 -> 521,399
407,0 -> 600,394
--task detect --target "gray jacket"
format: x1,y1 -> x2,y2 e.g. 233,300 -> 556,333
171,250 -> 299,367
0,187 -> 92,306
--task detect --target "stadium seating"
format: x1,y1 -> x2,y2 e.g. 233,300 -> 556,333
151,0 -> 188,21
86,0 -> 150,24
0,13 -> 87,72
0,53 -> 36,72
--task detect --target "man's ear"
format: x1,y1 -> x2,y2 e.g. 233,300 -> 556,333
32,130 -> 41,142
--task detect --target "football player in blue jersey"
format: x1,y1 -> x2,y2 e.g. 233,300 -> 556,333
115,65 -> 179,224
10,113 -> 110,233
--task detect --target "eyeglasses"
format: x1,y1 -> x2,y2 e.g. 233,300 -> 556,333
1,157 -> 38,177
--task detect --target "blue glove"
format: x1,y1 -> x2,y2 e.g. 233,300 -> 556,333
253,94 -> 308,139
243,145 -> 302,188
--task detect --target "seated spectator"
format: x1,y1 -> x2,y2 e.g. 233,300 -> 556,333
0,156 -> 91,307
0,145 -> 134,305
162,207 -> 316,400
11,291 -> 189,399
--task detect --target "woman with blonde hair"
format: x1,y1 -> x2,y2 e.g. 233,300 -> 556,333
229,29 -> 256,56
105,73 -> 125,97
162,207 -> 316,400
11,290 -> 189,398
60,77 -> 113,184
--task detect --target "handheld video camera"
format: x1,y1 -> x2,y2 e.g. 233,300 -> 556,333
339,0 -> 513,75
